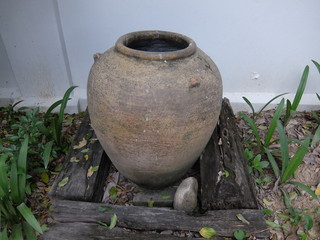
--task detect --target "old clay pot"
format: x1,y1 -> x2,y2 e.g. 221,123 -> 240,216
87,30 -> 222,188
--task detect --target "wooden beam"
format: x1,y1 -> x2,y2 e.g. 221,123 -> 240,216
41,223 -> 183,240
49,111 -> 111,202
50,199 -> 269,238
200,98 -> 258,210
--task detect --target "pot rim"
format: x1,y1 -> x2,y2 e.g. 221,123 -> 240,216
115,30 -> 197,61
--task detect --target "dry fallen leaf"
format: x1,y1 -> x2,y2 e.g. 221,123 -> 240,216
73,138 -> 87,149
199,227 -> 217,239
70,157 -> 80,163
84,154 -> 89,161
87,166 -> 99,178
58,177 -> 69,188
236,213 -> 250,225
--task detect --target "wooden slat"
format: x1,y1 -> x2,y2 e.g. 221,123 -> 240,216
50,199 -> 269,238
200,98 -> 258,210
41,223 -> 183,240
49,111 -> 111,202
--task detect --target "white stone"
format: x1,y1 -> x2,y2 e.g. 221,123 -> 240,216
173,177 -> 198,212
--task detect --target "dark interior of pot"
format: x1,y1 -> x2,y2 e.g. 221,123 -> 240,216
126,38 -> 189,52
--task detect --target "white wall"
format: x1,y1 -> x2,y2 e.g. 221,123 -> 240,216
1,0 -> 320,112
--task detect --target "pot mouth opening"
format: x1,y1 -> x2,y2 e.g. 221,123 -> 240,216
115,30 -> 196,60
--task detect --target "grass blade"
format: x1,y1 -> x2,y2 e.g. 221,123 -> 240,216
56,86 -> 77,146
264,147 -> 280,178
17,203 -> 43,234
258,92 -> 288,115
58,86 -> 77,130
312,60 -> 320,74
281,138 -> 310,184
10,157 -> 20,204
17,136 -> 29,202
43,141 -> 54,169
239,112 -> 261,151
12,223 -> 23,240
242,97 -> 255,117
0,225 -> 9,240
23,221 -> 37,240
0,154 -> 9,194
264,98 -> 285,147
284,99 -> 292,125
277,120 -> 289,178
311,125 -> 320,147
44,99 -> 63,119
288,181 -> 318,200
281,189 -> 295,216
291,65 -> 309,111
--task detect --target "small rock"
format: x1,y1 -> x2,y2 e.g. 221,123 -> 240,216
160,230 -> 173,235
173,177 -> 198,212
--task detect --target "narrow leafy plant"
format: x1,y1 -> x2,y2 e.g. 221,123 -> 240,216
0,137 -> 43,239
40,86 -> 77,148
283,65 -> 309,125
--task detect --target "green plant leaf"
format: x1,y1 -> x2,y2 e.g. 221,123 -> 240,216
291,65 -> 309,111
0,154 -> 9,195
56,86 -> 78,145
265,220 -> 281,231
160,193 -> 171,199
258,92 -> 288,116
109,186 -> 118,201
10,157 -> 20,204
147,198 -> 154,208
277,120 -> 289,178
40,172 -> 49,184
281,189 -> 295,216
97,206 -> 113,212
17,203 -> 43,234
23,221 -> 37,240
109,213 -> 117,230
298,232 -> 307,240
12,223 -> 23,240
97,221 -> 109,227
233,230 -> 245,240
239,112 -> 261,151
44,99 -> 63,119
43,140 -> 54,169
264,98 -> 285,147
242,97 -> 255,117
199,227 -> 217,239
277,213 -> 290,220
311,125 -> 320,147
302,214 -> 313,231
281,138 -> 310,184
284,99 -> 292,125
262,208 -> 274,215
0,225 -> 9,240
288,181 -> 318,200
312,60 -> 320,74
17,136 -> 29,202
264,147 -> 280,178
58,177 -> 69,188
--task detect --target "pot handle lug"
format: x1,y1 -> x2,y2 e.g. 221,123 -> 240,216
93,53 -> 102,62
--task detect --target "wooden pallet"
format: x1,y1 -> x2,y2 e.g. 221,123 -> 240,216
42,98 -> 269,239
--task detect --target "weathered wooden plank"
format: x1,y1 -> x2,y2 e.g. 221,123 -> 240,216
49,111 -> 111,202
51,199 -> 269,238
41,223 -> 183,240
200,98 -> 257,210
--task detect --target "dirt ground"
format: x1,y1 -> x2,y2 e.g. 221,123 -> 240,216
236,111 -> 320,240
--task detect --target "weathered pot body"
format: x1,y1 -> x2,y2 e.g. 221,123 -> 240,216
87,30 -> 222,188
